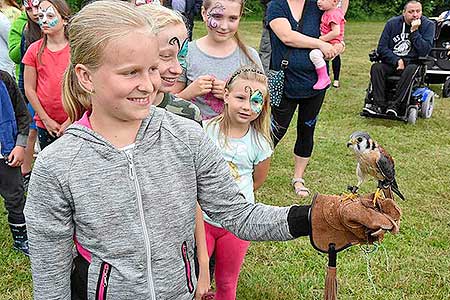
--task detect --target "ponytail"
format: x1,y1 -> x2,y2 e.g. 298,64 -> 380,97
62,63 -> 91,123
234,32 -> 257,66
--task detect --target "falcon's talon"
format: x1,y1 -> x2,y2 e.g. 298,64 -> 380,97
372,188 -> 384,205
341,192 -> 359,202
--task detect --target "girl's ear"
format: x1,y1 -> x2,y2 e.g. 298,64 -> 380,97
201,6 -> 208,23
74,64 -> 94,94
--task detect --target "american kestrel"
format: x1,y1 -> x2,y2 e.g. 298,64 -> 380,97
346,131 -> 405,202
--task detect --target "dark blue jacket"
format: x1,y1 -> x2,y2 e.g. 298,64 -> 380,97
0,70 -> 30,156
377,15 -> 435,66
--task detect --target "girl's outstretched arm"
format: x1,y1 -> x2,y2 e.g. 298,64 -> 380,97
253,158 -> 271,191
194,203 -> 211,300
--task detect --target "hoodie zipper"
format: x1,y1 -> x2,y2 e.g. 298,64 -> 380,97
125,152 -> 156,300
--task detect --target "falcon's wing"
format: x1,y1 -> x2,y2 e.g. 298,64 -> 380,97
376,147 -> 396,182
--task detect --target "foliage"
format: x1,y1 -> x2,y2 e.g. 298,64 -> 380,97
346,0 -> 449,20
1,21 -> 450,300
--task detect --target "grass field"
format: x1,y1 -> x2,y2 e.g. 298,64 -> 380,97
1,21 -> 450,299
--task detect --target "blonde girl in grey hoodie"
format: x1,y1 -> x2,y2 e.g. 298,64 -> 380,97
24,1 -> 401,300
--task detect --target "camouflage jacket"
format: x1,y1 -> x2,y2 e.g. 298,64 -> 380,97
158,93 -> 202,125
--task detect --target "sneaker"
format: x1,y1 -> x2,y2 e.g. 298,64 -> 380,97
363,104 -> 383,115
332,80 -> 340,88
386,108 -> 398,117
22,172 -> 31,193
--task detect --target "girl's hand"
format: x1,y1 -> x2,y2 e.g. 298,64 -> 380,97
211,79 -> 226,100
189,75 -> 214,97
7,146 -> 25,167
57,119 -> 72,137
42,117 -> 61,137
194,269 -> 211,300
319,42 -> 337,60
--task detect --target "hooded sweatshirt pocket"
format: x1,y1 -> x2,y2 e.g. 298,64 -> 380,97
181,241 -> 194,294
95,261 -> 112,300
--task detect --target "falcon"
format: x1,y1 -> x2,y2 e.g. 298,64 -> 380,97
346,131 -> 405,202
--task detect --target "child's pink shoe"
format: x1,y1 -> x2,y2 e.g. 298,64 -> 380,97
313,65 -> 331,90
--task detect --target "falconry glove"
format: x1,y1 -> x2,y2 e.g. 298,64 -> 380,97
309,193 -> 402,253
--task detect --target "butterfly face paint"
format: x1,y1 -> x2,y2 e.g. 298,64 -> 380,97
23,0 -> 39,9
243,85 -> 264,114
206,2 -> 225,29
177,39 -> 188,70
249,89 -> 264,114
38,6 -> 59,28
135,0 -> 153,6
168,37 -> 189,70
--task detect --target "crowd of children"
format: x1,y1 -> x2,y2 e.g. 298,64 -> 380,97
0,0 -> 364,300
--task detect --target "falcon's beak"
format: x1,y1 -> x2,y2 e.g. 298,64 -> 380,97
346,139 -> 355,147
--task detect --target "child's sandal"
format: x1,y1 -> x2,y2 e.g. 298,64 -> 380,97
291,178 -> 310,198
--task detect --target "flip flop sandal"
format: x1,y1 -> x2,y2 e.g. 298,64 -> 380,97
291,177 -> 310,197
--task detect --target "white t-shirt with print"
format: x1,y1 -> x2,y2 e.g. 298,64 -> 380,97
202,120 -> 273,228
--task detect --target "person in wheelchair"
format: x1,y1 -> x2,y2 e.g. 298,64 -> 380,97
364,0 -> 435,116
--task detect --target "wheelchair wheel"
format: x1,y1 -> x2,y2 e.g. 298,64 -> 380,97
407,107 -> 418,124
419,91 -> 434,119
444,77 -> 450,98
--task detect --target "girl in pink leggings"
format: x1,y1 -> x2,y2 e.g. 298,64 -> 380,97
202,66 -> 273,299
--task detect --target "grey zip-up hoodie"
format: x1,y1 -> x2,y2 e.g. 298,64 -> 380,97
25,107 -> 295,300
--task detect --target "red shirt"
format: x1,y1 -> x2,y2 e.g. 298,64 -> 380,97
22,39 -> 70,129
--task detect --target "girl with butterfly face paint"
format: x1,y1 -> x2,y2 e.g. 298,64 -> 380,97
203,66 -> 273,299
23,0 -> 70,150
173,0 -> 264,121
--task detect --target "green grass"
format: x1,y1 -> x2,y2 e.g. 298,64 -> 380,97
1,21 -> 450,299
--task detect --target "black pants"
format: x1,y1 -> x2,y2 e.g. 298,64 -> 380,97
37,126 -> 58,150
271,91 -> 326,157
0,159 -> 26,224
370,62 -> 418,110
332,55 -> 341,81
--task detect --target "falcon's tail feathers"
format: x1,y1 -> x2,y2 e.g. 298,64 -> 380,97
391,179 -> 405,201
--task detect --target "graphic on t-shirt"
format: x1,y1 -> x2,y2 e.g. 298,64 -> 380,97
393,39 -> 411,56
227,161 -> 240,181
204,92 -> 224,114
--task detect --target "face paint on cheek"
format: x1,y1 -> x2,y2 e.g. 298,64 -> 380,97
38,6 -> 59,28
206,2 -> 225,29
250,90 -> 264,114
177,39 -> 189,70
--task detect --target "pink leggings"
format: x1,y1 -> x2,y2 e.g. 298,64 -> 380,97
204,222 -> 250,300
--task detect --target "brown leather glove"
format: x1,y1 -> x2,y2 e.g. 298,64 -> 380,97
309,193 -> 402,253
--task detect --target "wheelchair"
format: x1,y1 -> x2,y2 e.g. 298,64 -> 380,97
361,50 -> 435,124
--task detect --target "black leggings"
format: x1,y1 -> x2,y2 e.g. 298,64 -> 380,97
271,91 -> 326,157
332,55 -> 341,81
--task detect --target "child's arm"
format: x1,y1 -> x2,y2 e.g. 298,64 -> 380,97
253,158 -> 271,191
194,203 -> 210,300
24,156 -> 74,299
1,71 -> 30,167
24,65 -> 61,136
319,22 -> 341,42
8,14 -> 26,65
